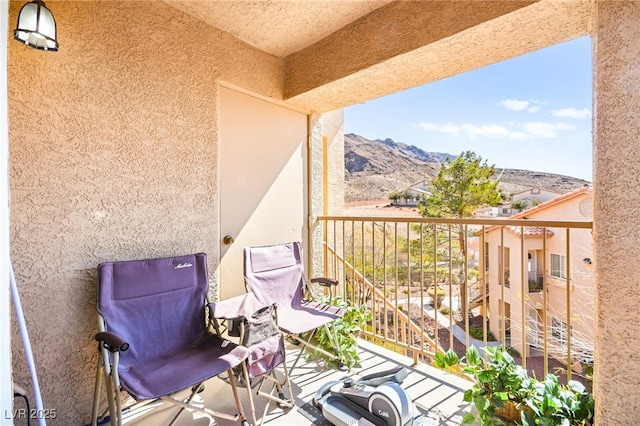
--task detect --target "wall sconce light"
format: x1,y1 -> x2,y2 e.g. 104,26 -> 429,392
583,257 -> 592,265
14,1 -> 58,51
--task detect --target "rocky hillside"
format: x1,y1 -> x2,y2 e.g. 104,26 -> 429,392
345,133 -> 591,202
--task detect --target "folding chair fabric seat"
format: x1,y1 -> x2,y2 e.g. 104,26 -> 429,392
275,300 -> 343,334
211,293 -> 288,380
118,333 -> 249,400
244,242 -> 343,332
244,242 -> 345,369
211,292 -> 294,419
92,253 -> 256,426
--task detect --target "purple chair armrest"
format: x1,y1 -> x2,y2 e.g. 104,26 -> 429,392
96,331 -> 130,352
310,277 -> 338,287
209,292 -> 267,319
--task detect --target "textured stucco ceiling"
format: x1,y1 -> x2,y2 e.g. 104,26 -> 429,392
160,0 -> 593,113
284,0 -> 594,112
162,0 -> 393,57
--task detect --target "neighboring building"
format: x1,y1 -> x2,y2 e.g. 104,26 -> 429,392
410,181 -> 431,197
512,188 -> 563,207
484,187 -> 594,365
389,181 -> 430,206
479,188 -> 564,217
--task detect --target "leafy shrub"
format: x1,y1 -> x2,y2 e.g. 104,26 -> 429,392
522,374 -> 594,425
469,327 -> 496,341
511,200 -> 527,211
312,296 -> 372,370
462,346 -> 595,426
506,346 -> 521,358
432,348 -> 463,375
463,346 -> 533,425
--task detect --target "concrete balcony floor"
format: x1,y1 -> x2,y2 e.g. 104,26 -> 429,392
107,339 -> 473,426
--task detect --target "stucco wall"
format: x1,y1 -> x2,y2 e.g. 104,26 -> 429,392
323,109 -> 345,215
593,2 -> 640,423
486,193 -> 594,359
8,1 -> 283,423
0,2 -> 11,420
308,110 -> 345,279
284,1 -> 591,112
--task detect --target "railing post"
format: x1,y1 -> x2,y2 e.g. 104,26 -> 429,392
565,228 -> 572,380
316,215 -> 592,374
520,226 -> 526,368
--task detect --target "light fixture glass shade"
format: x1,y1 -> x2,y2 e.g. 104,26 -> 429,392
14,1 -> 58,51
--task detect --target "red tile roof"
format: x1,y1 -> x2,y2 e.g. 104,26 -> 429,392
483,186 -> 592,236
506,226 -> 554,237
510,186 -> 592,219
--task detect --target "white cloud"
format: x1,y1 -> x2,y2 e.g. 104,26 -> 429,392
414,119 -> 575,141
509,132 -> 532,141
415,122 -> 461,136
499,99 -> 529,111
522,121 -> 575,139
415,122 -> 511,139
523,122 -> 558,138
555,122 -> 575,131
500,99 -> 543,114
461,124 -> 509,139
552,108 -> 592,119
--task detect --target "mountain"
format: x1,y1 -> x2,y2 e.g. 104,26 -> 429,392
344,133 -> 591,202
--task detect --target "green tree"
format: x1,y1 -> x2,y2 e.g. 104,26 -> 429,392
511,200 -> 527,211
418,151 -> 502,218
400,190 -> 412,205
418,151 -> 502,314
389,191 -> 401,205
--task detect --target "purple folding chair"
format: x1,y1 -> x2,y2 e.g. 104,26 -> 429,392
243,242 -> 345,373
211,292 -> 294,424
91,253 -> 256,426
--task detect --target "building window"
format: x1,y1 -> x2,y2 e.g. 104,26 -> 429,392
484,241 -> 489,272
550,253 -> 566,279
551,317 -> 572,344
498,246 -> 510,287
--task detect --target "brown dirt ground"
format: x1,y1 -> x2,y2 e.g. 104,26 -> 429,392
344,202 -> 423,218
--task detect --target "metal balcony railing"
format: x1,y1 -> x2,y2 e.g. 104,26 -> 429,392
528,270 -> 544,293
317,215 -> 593,381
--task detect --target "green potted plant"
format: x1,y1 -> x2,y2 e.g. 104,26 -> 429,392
427,286 -> 446,308
462,346 -> 534,425
528,278 -> 542,292
311,295 -> 372,370
521,374 -> 594,425
432,348 -> 464,376
579,358 -> 594,380
462,346 -> 595,426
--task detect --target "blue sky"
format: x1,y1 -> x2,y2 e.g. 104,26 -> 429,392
344,36 -> 593,181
